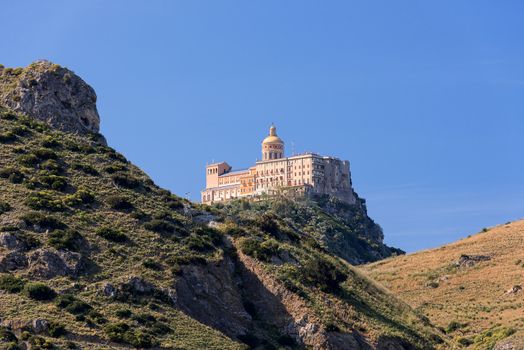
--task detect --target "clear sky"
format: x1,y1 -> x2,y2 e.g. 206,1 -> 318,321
2,1 -> 523,252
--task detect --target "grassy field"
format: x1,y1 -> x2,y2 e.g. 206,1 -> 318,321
363,219 -> 524,348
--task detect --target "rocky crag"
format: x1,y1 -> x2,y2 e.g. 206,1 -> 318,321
0,61 -> 101,137
0,62 -> 445,349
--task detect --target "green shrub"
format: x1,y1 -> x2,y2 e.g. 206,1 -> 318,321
445,320 -> 465,333
18,153 -> 39,167
150,321 -> 171,336
132,312 -> 156,325
28,335 -> 54,349
0,274 -> 25,293
106,195 -> 134,211
56,294 -> 92,315
0,201 -> 11,215
41,136 -> 62,149
115,308 -> 132,319
27,174 -> 68,191
0,167 -> 24,183
11,125 -> 30,136
103,323 -> 155,348
96,227 -> 128,243
104,322 -> 130,342
40,159 -> 63,174
25,191 -> 65,211
299,255 -> 347,292
23,282 -> 56,301
0,326 -> 18,342
144,219 -> 175,235
0,131 -> 17,143
48,229 -> 84,251
184,234 -> 214,252
63,189 -> 95,207
111,173 -> 141,189
32,148 -> 58,160
143,259 -> 162,270
254,214 -> 279,235
21,211 -> 66,231
103,164 -> 127,174
238,237 -> 278,262
70,162 -> 99,176
48,322 -> 67,337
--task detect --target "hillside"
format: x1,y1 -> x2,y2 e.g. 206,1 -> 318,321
364,220 -> 524,349
0,61 -> 444,350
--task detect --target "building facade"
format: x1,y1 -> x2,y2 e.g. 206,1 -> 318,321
201,125 -> 356,204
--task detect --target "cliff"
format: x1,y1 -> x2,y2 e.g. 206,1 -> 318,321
0,61 -> 101,137
0,62 -> 444,350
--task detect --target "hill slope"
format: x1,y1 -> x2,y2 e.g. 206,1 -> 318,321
0,62 -> 444,350
364,220 -> 524,349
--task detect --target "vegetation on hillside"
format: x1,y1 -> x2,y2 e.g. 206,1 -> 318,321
0,104 -> 443,349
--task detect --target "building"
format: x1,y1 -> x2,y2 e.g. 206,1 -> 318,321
201,125 -> 356,205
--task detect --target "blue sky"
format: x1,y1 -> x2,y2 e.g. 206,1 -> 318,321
2,1 -> 523,252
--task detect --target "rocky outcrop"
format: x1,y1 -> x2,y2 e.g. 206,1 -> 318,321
0,61 -> 101,136
27,248 -> 84,278
455,254 -> 491,268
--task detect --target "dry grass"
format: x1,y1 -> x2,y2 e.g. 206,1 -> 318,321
363,220 -> 524,347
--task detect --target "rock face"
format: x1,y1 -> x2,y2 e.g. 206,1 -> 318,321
0,60 -> 101,136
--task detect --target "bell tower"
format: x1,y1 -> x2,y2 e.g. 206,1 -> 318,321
261,124 -> 285,161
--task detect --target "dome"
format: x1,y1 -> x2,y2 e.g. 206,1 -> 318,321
262,125 -> 284,144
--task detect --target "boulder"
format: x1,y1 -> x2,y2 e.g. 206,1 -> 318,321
102,282 -> 116,298
27,248 -> 83,278
0,251 -> 28,271
32,318 -> 49,334
456,254 -> 491,268
0,232 -> 26,251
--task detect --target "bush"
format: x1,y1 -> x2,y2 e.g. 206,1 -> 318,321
32,148 -> 58,160
63,189 -> 95,207
115,308 -> 132,319
56,294 -> 92,315
40,159 -> 63,174
104,323 -> 130,342
0,201 -> 11,215
103,323 -> 155,348
70,162 -> 99,176
0,131 -> 17,143
0,326 -> 18,342
0,167 -> 24,183
238,237 -> 278,262
23,282 -> 56,301
41,136 -> 62,149
48,229 -> 84,251
96,227 -> 128,243
48,322 -> 67,337
144,219 -> 175,235
300,255 -> 347,292
18,153 -> 39,167
184,234 -> 214,252
0,274 -> 25,293
25,191 -> 65,211
106,195 -> 133,211
103,164 -> 127,174
254,214 -> 279,235
111,173 -> 141,189
143,259 -> 162,270
21,211 -> 66,231
27,174 -> 68,191
150,321 -> 171,336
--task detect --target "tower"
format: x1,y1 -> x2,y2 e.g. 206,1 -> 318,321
261,124 -> 285,161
